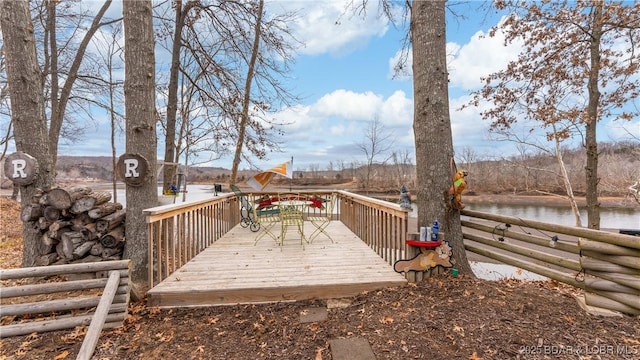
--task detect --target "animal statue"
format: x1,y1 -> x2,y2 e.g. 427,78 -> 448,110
393,248 -> 452,273
448,169 -> 468,210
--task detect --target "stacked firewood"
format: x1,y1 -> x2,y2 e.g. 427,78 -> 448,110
20,186 -> 126,266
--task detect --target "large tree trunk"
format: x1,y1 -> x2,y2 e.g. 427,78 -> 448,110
411,0 -> 472,275
585,2 -> 603,230
1,0 -> 56,267
122,0 -> 158,296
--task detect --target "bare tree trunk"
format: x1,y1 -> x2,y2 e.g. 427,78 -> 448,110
122,0 -> 158,296
585,2 -> 603,230
411,0 -> 472,275
231,0 -> 264,184
584,2 -> 603,229
46,0 -> 113,168
1,0 -> 56,267
553,124 -> 582,227
162,0 -> 190,193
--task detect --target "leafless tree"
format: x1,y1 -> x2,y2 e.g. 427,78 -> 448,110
464,1 -> 640,229
91,23 -> 125,203
356,115 -> 394,192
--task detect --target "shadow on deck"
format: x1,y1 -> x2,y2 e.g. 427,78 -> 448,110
147,221 -> 407,308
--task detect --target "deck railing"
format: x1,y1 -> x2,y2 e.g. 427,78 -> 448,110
144,190 -> 409,287
336,190 -> 410,266
145,194 -> 240,288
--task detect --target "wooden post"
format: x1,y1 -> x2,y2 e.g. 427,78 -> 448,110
77,270 -> 121,360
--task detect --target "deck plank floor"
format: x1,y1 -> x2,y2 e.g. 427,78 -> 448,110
147,221 -> 407,308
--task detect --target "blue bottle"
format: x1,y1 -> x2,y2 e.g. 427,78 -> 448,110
431,220 -> 439,241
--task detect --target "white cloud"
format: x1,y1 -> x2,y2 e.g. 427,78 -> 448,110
312,90 -> 383,120
379,90 -> 413,127
268,0 -> 389,56
387,16 -> 522,92
448,19 -> 522,91
604,120 -> 640,142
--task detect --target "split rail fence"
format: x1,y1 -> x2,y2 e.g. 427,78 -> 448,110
461,209 -> 640,316
0,259 -> 131,356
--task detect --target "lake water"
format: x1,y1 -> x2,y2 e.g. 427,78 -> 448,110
104,184 -> 639,230
462,203 -> 639,230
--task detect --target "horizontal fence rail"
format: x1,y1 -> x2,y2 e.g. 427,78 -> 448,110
461,209 -> 640,316
145,194 -> 240,288
0,260 -> 131,338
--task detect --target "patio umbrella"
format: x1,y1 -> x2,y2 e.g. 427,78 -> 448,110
246,160 -> 293,190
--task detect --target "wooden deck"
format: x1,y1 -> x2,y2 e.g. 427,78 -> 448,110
147,220 -> 407,308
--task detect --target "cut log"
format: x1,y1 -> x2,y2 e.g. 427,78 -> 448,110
71,192 -> 112,214
56,240 -> 73,260
58,231 -> 86,260
35,253 -> 59,266
43,206 -> 61,221
88,202 -> 123,219
73,241 -> 97,259
81,223 -> 99,241
21,204 -> 42,222
100,226 -> 125,248
29,188 -> 44,205
71,213 -> 92,231
96,209 -> 126,233
42,233 -> 59,247
39,186 -> 93,211
68,186 -> 94,201
40,188 -> 71,210
61,231 -> 86,246
48,220 -> 73,235
90,243 -> 105,256
101,247 -> 123,258
37,217 -> 51,231
48,227 -> 73,242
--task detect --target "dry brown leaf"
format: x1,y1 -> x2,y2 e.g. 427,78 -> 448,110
469,352 -> 483,360
53,350 -> 69,360
380,316 -> 394,324
454,325 -> 465,337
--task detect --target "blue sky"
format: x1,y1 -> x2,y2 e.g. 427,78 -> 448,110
25,1 -> 640,171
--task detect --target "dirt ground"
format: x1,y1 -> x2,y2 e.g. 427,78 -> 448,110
1,196 -> 639,360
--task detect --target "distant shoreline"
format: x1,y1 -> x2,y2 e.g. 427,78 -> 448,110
1,181 -> 638,210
